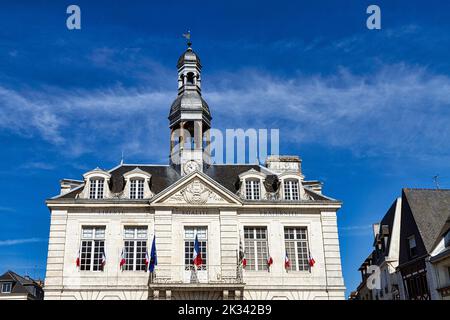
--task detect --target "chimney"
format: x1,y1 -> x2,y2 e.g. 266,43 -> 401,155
60,179 -> 83,195
372,223 -> 380,239
265,155 -> 302,175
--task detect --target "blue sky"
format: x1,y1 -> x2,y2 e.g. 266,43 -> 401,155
0,0 -> 449,297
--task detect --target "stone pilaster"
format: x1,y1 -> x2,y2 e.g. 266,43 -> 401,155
44,209 -> 68,300
320,211 -> 345,299
219,210 -> 239,281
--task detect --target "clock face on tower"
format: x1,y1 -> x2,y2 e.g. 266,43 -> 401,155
183,160 -> 200,174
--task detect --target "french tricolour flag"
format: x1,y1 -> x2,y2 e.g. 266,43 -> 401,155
285,252 -> 290,269
101,252 -> 106,267
309,250 -> 315,267
192,234 -> 203,266
76,249 -> 80,268
120,249 -> 126,268
267,256 -> 273,267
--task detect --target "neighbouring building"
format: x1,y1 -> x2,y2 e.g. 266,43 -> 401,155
43,43 -> 346,300
0,270 -> 44,300
356,197 -> 402,300
354,188 -> 450,300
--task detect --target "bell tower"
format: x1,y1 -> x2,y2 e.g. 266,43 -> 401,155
169,38 -> 212,176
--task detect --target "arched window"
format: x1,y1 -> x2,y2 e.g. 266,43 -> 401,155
245,179 -> 260,200
89,178 -> 104,199
284,179 -> 299,200
130,178 -> 145,199
186,72 -> 195,85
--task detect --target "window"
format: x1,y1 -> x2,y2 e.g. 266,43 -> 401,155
244,227 -> 269,271
408,235 -> 417,258
284,180 -> 299,200
130,179 -> 145,199
184,227 -> 207,271
123,227 -> 147,271
89,178 -> 104,199
245,179 -> 260,200
1,282 -> 12,293
444,231 -> 450,248
284,227 -> 310,271
80,226 -> 105,271
403,271 -> 430,300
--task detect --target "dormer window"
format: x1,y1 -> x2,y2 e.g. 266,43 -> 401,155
245,179 -> 260,200
130,179 -> 145,200
89,178 -> 104,199
1,282 -> 12,293
284,179 -> 299,200
408,235 -> 417,258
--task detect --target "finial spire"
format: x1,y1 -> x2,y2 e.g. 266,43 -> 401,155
182,30 -> 192,47
120,150 -> 124,165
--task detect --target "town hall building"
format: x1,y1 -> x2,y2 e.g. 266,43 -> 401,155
43,43 -> 346,300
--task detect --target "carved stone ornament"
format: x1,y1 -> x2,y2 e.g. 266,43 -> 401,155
181,179 -> 211,204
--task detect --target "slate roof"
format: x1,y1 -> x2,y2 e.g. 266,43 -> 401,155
177,47 -> 201,68
403,188 -> 450,253
168,91 -> 212,126
55,163 -> 335,202
0,270 -> 43,299
372,199 -> 398,264
398,188 -> 450,266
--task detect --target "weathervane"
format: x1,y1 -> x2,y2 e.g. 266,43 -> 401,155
182,30 -> 192,47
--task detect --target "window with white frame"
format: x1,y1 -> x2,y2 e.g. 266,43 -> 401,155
80,226 -> 105,271
89,178 -> 104,199
245,179 -> 260,200
284,179 -> 299,200
244,227 -> 269,271
130,179 -> 145,199
408,235 -> 417,258
284,227 -> 310,271
184,227 -> 207,271
123,227 -> 148,271
1,282 -> 12,293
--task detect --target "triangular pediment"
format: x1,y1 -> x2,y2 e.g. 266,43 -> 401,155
151,171 -> 242,206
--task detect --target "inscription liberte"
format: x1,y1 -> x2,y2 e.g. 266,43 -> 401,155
84,209 -> 302,215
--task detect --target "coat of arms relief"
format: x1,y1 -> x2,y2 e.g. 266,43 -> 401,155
165,179 -> 228,205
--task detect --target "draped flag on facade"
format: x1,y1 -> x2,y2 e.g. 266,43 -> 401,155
145,250 -> 150,270
192,234 -> 203,266
101,251 -> 106,267
285,252 -> 291,269
239,239 -> 247,268
309,250 -> 315,267
76,249 -> 80,268
120,249 -> 126,268
267,255 -> 273,268
149,235 -> 157,273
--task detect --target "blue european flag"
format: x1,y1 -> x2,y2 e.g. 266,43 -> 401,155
149,235 -> 157,273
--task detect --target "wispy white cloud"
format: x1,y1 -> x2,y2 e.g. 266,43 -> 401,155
0,63 -> 449,164
0,206 -> 15,214
20,162 -> 55,170
0,238 -> 46,246
339,224 -> 373,237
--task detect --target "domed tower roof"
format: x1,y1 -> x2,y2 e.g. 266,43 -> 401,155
169,43 -> 212,129
177,47 -> 201,69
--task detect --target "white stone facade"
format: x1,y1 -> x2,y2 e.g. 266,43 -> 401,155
44,171 -> 345,300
